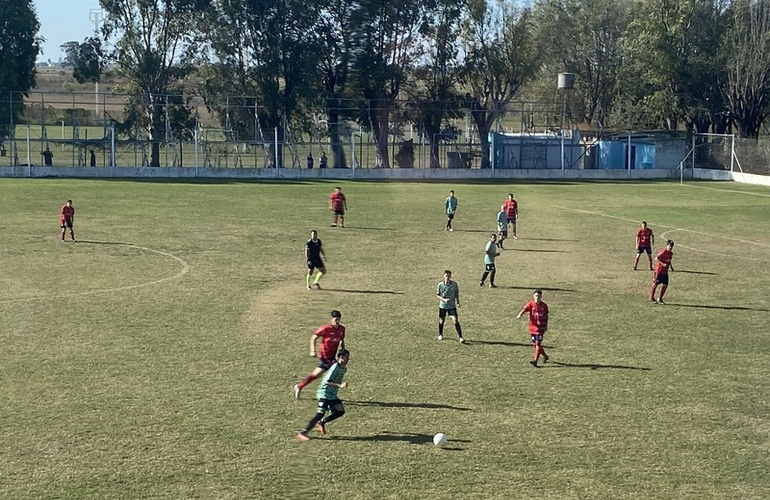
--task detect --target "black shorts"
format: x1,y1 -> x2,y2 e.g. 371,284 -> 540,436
654,273 -> 669,285
485,263 -> 496,272
317,357 -> 335,370
307,259 -> 325,272
499,230 -> 508,237
507,217 -> 517,224
446,213 -> 455,220
60,219 -> 73,229
316,398 -> 344,412
333,209 -> 345,216
637,245 -> 652,255
530,333 -> 544,343
439,308 -> 458,319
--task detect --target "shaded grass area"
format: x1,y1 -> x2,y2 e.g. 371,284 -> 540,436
0,179 -> 768,499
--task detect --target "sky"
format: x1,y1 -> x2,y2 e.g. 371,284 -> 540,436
34,0 -> 103,62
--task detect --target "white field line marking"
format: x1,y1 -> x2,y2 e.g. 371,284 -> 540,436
0,244 -> 190,304
556,206 -> 770,261
681,183 -> 770,198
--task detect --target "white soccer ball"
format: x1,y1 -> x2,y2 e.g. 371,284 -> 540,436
433,433 -> 448,447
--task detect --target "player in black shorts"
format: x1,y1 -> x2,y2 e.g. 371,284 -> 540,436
305,229 -> 327,289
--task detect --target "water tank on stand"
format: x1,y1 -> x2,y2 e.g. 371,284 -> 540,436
558,73 -> 574,89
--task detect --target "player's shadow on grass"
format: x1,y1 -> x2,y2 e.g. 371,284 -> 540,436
329,432 -> 470,450
346,400 -> 472,411
456,229 -> 492,233
466,340 -> 533,348
507,286 -> 576,293
667,303 -> 768,312
343,227 -> 396,231
323,288 -> 403,295
508,248 -> 569,253
550,361 -> 651,371
672,270 -> 718,276
524,237 -> 580,242
75,240 -> 131,246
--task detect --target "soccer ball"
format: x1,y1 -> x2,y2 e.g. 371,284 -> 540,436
433,433 -> 448,447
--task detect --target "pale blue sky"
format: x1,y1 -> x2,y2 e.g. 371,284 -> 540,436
34,0 -> 103,62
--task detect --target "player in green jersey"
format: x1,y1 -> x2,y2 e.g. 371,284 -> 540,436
436,270 -> 464,343
444,190 -> 458,231
480,233 -> 500,288
297,349 -> 350,440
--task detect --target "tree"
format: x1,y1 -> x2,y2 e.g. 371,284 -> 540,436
72,37 -> 106,84
0,0 -> 40,139
616,0 -> 726,131
459,0 -> 537,168
203,0 -> 322,167
100,0 -> 205,166
315,0 -> 358,168
722,0 -> 770,138
530,0 -> 627,128
350,0 -> 426,168
60,41 -> 80,67
404,0 -> 466,168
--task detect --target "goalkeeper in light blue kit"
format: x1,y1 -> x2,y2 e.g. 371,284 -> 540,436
444,190 -> 458,231
297,349 -> 350,440
496,204 -> 508,249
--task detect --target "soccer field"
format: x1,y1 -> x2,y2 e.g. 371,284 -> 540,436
1,178 -> 768,499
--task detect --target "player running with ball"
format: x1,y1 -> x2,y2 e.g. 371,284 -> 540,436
297,349 -> 350,441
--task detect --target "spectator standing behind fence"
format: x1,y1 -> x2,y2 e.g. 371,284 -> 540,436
319,152 -> 328,169
42,147 -> 53,166
307,153 -> 314,169
90,150 -> 96,167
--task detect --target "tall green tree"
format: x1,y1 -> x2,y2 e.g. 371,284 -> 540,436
100,0 -> 205,166
315,0 -> 357,168
0,0 -> 40,139
404,0 -> 466,168
616,0 -> 725,131
71,37 -> 106,85
722,0 -> 770,138
203,0 -> 322,166
459,0 -> 537,168
350,0 -> 426,168
531,0 -> 627,128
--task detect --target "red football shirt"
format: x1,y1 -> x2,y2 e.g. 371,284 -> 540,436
504,199 -> 518,219
60,205 -> 75,222
315,323 -> 346,359
523,300 -> 549,334
330,192 -> 346,210
637,228 -> 653,246
655,249 -> 673,274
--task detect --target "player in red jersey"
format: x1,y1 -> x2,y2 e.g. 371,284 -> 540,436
294,310 -> 346,398
517,289 -> 549,367
633,221 -> 655,270
329,187 -> 348,227
60,200 -> 76,241
503,193 -> 518,239
650,240 -> 675,304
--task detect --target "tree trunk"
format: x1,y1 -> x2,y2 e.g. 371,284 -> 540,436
369,101 -> 391,168
327,109 -> 347,168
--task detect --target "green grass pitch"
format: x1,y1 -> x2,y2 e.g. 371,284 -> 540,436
1,178 -> 769,499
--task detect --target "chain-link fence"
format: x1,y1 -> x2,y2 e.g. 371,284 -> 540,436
12,90 -> 770,174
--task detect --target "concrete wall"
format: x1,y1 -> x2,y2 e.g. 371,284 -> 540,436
0,165 -> 682,181
692,168 -> 770,186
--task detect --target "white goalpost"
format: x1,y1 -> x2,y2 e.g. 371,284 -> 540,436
678,133 -> 744,184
